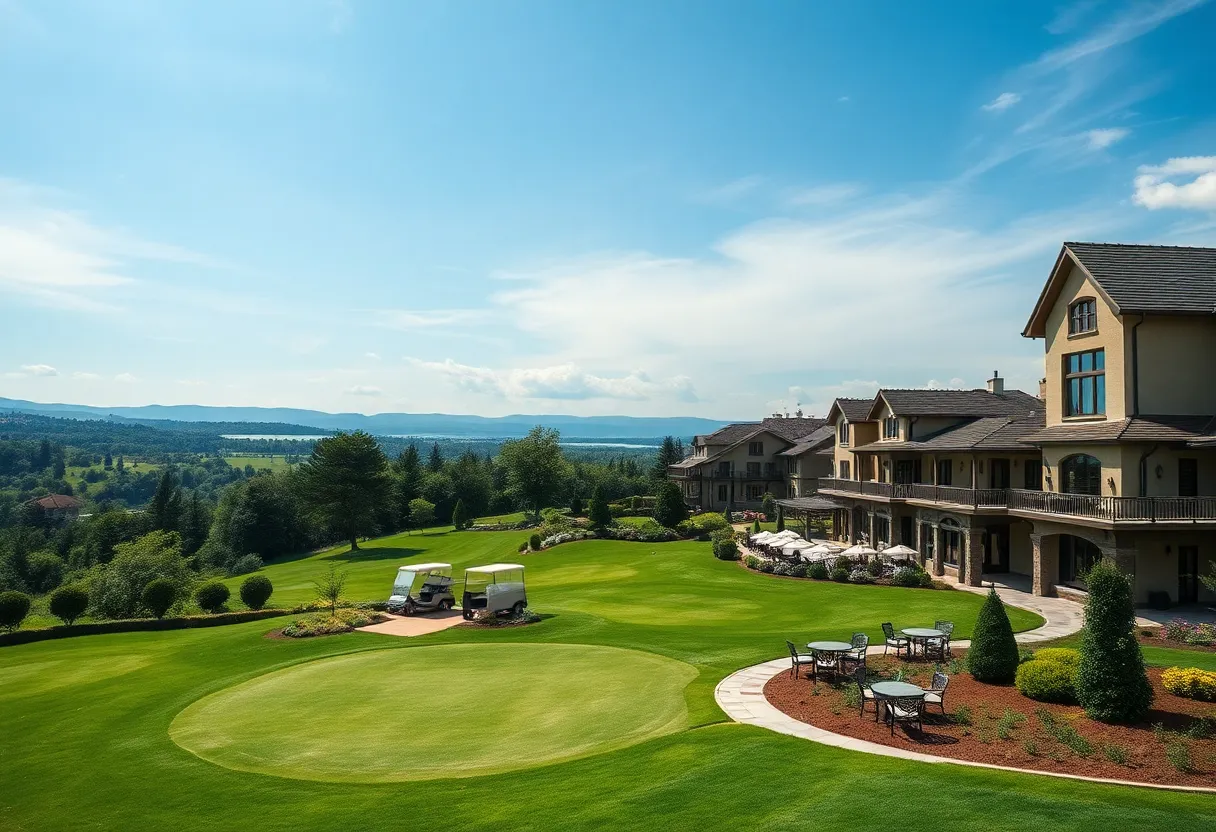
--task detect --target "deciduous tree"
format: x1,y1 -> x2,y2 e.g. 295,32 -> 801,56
498,427 -> 570,519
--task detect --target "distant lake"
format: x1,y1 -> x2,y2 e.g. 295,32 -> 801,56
222,434 -> 330,440
562,442 -> 658,449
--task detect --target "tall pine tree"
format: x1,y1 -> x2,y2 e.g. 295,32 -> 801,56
298,431 -> 391,551
148,470 -> 182,532
427,442 -> 444,473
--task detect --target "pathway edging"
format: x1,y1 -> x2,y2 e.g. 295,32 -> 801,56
715,585 -> 1216,794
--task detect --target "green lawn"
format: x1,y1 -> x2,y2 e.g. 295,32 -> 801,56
224,454 -> 296,473
2,531 -> 1213,831
65,460 -> 162,494
473,511 -> 528,524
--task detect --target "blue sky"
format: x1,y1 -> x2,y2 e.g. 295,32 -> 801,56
2,0 -> 1214,420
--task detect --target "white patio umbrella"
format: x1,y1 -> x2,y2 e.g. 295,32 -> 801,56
771,529 -> 800,541
841,544 -> 877,559
880,544 -> 919,561
782,540 -> 816,556
750,531 -> 776,544
802,544 -> 838,562
813,541 -> 845,553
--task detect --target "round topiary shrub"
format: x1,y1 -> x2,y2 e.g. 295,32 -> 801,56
1161,666 -> 1216,702
1077,560 -> 1153,723
808,563 -> 830,580
194,580 -> 231,614
966,587 -> 1020,683
789,562 -> 808,578
0,590 -> 31,632
892,566 -> 922,587
49,584 -> 88,625
830,567 -> 850,583
240,574 -> 274,610
1015,659 -> 1076,704
529,533 -> 543,551
1033,647 -> 1080,668
141,577 -> 178,619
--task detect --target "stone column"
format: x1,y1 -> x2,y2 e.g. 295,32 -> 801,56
962,528 -> 985,587
868,512 -> 876,546
932,525 -> 944,576
1031,533 -> 1057,597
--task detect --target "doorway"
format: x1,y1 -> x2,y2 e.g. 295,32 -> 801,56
900,516 -> 914,547
990,459 -> 1011,489
984,526 -> 1009,572
1179,546 -> 1200,604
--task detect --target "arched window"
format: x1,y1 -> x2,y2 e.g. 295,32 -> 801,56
1060,534 -> 1102,588
1069,298 -> 1097,334
1060,454 -> 1102,495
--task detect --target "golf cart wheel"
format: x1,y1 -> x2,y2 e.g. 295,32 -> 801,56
405,601 -> 417,616
440,599 -> 453,611
512,601 -> 525,616
462,608 -> 473,620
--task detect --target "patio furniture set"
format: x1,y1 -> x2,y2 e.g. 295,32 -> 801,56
786,620 -> 953,735
748,531 -> 920,570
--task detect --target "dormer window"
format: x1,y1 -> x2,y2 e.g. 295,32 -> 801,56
1069,298 -> 1097,335
883,417 -> 899,440
747,441 -> 764,456
838,422 -> 850,447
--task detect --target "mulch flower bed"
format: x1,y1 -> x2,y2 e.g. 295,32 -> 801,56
764,652 -> 1216,788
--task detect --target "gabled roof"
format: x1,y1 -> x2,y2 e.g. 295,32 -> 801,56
26,494 -> 83,510
759,416 -> 828,441
776,425 -> 836,457
1024,242 -> 1216,338
826,397 -> 875,424
852,413 -> 1046,453
867,388 -> 1040,419
1021,415 -> 1216,445
696,422 -> 762,446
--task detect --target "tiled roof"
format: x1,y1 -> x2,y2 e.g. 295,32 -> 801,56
27,494 -> 83,510
1066,242 -> 1216,315
1021,415 -> 1216,444
872,388 -> 1041,418
698,422 -> 762,445
775,425 -> 836,456
851,413 -> 1045,453
759,416 -> 829,441
835,398 -> 874,423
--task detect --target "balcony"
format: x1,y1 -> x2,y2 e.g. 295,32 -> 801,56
818,478 -> 894,498
1008,490 -> 1216,524
819,478 -> 1007,507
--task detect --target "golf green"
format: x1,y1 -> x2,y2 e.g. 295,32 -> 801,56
169,642 -> 697,782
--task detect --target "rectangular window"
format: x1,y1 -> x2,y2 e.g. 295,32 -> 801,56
1069,299 -> 1097,335
717,484 -> 727,502
883,417 -> 899,439
1024,459 -> 1043,491
1064,348 -> 1105,416
745,484 -> 764,500
838,422 -> 850,446
920,522 -> 934,559
746,462 -> 761,477
717,462 -> 731,476
748,441 -> 763,456
1179,458 -> 1198,498
839,460 -> 851,479
937,459 -> 952,486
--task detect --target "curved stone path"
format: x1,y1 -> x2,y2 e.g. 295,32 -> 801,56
714,585 -> 1215,794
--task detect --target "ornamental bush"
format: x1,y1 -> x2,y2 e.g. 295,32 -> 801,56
529,533 -> 543,551
966,587 -> 1020,683
653,482 -> 689,529
194,580 -> 231,614
240,575 -> 274,610
1034,647 -> 1080,668
808,563 -> 830,580
49,584 -> 88,625
830,567 -> 850,583
1016,659 -> 1077,704
1076,560 -> 1153,723
0,590 -> 31,631
848,566 -> 875,584
141,577 -> 178,619
892,566 -> 923,587
711,528 -> 739,560
1161,667 -> 1216,702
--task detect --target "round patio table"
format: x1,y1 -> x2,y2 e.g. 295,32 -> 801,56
901,627 -> 945,658
870,680 -> 925,724
806,641 -> 853,681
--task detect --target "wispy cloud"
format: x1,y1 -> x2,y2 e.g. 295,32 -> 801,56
982,92 -> 1022,112
20,363 -> 58,376
114,372 -> 138,384
1084,127 -> 1130,150
695,175 -> 765,205
408,358 -> 698,403
346,385 -> 382,396
786,183 -> 863,206
1045,0 -> 1102,34
373,308 -> 488,329
1133,156 -> 1216,209
1029,0 -> 1208,74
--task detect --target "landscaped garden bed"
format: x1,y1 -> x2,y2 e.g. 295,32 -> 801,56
764,652 -> 1216,788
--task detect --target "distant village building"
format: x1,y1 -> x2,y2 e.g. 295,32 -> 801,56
25,494 -> 84,524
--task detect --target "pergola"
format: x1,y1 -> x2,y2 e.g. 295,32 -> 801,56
774,496 -> 844,538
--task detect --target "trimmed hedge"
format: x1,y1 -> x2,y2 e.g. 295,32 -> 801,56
0,609 -> 291,647
194,581 -> 231,614
49,584 -> 88,625
1077,560 -> 1153,723
1161,666 -> 1216,702
1016,659 -> 1077,704
966,587 -> 1020,683
240,575 -> 274,611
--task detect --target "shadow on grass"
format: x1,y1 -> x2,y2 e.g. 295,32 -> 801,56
324,546 -> 428,563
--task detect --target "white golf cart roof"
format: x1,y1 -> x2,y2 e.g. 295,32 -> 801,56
466,563 -> 525,574
399,563 -> 452,572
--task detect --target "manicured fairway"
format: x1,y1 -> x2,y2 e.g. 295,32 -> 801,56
3,531 -> 1215,831
170,642 -> 696,782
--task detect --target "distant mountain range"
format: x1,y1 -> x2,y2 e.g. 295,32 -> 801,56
0,397 -> 731,440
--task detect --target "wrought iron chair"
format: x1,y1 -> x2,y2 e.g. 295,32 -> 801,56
929,620 -> 955,658
840,632 -> 869,670
886,695 -> 924,736
786,641 -> 815,679
881,622 -> 909,657
811,648 -> 841,681
851,665 -> 876,717
924,671 -> 949,713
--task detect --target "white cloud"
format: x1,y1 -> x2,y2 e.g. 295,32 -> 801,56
1030,0 -> 1207,74
346,385 -> 383,396
837,95 -> 850,103
786,183 -> 863,206
72,371 -> 100,380
408,359 -> 698,403
365,352 -> 381,360
696,176 -> 765,205
114,372 -> 138,383
1045,0 -> 1101,34
1084,127 -> 1129,150
20,363 -> 57,376
1133,156 -> 1216,210
373,308 -> 487,329
924,377 -> 968,389
982,92 -> 1022,112
779,380 -> 881,418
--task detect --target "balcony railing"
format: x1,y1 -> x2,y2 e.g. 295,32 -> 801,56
668,468 -> 784,480
1008,489 -> 1216,522
818,478 -> 893,497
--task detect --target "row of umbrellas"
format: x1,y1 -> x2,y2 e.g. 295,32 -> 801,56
749,530 -> 919,562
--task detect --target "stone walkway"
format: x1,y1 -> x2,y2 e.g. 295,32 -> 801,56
357,610 -> 466,637
714,580 -> 1215,794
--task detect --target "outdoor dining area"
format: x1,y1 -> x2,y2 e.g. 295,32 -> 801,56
786,621 -> 953,735
747,529 -> 919,571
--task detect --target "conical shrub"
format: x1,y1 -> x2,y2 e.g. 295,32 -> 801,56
1076,560 -> 1153,722
966,587 -> 1020,683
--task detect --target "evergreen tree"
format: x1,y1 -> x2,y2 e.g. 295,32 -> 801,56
178,491 -> 209,556
752,518 -> 761,534
427,442 -> 444,473
589,484 -> 612,528
116,455 -> 124,472
654,482 -> 689,528
652,436 -> 682,479
451,498 -> 469,530
148,470 -> 182,532
570,494 -> 585,516
966,588 -> 1020,683
776,506 -> 785,532
36,439 -> 52,471
297,431 -> 391,551
723,505 -> 732,525
1076,560 -> 1153,723
52,450 -> 66,479
761,493 -> 776,521
104,451 -> 113,470
391,444 -> 423,527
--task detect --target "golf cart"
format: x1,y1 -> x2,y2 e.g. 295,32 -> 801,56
462,563 -> 527,619
386,563 -> 455,615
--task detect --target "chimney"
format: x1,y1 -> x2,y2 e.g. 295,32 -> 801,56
986,370 -> 1004,395
1038,377 -> 1047,400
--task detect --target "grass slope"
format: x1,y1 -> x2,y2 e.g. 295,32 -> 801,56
2,531 -> 1213,831
223,454 -> 296,473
